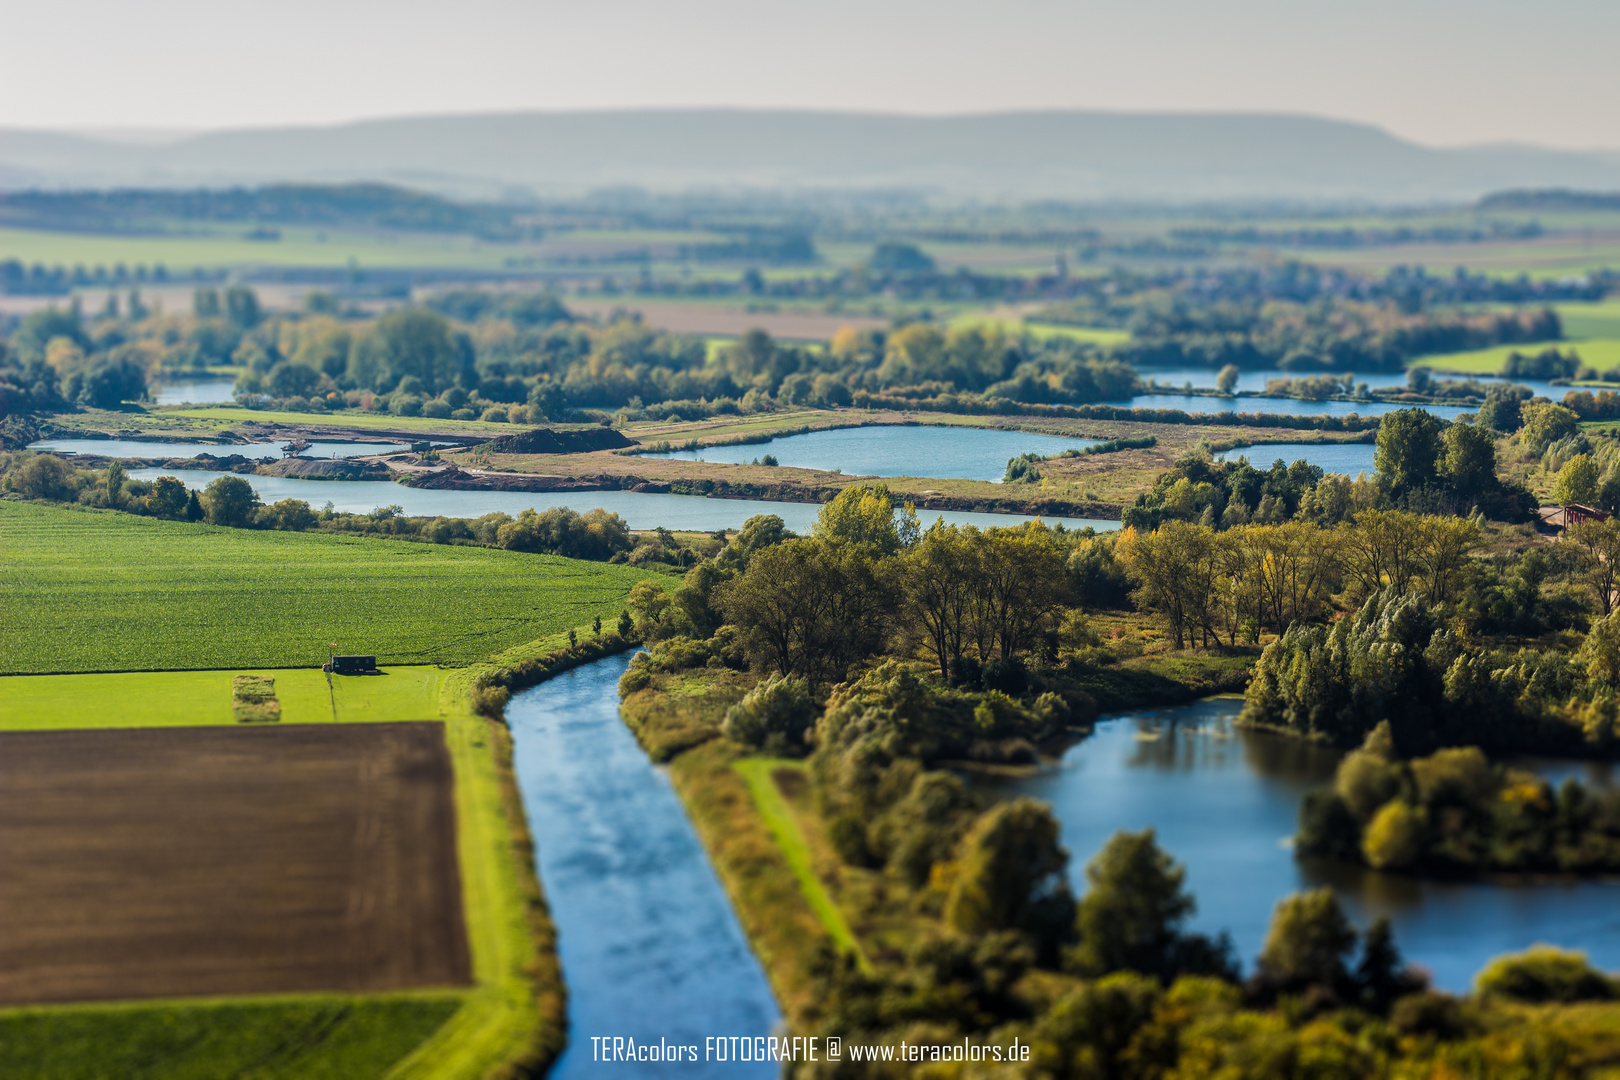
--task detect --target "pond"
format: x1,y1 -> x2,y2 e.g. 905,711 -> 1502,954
153,378 -> 237,405
33,438 -> 411,459
1216,442 -> 1378,476
505,655 -> 779,1077
126,469 -> 1123,534
642,425 -> 1100,483
975,699 -> 1620,991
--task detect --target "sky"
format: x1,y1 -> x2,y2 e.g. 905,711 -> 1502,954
3,0 -> 1616,150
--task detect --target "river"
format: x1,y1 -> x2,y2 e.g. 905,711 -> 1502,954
1216,442 -> 1377,476
125,468 -> 1123,533
976,698 -> 1620,991
504,656 -> 778,1077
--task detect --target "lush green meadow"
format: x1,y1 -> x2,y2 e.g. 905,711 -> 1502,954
0,994 -> 462,1080
0,666 -> 446,730
1411,337 -> 1620,376
0,501 -> 653,674
1559,301 -> 1620,339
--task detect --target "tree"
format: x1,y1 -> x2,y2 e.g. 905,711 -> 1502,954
193,287 -> 221,318
352,309 -> 463,393
1478,384 -> 1523,433
945,799 -> 1075,961
8,454 -> 77,501
1439,421 -> 1498,499
255,498 -> 315,531
903,522 -> 979,680
616,609 -> 634,637
722,675 -> 818,755
77,358 -> 147,409
185,490 -> 204,521
1215,364 -> 1240,395
1116,521 -> 1219,649
592,614 -> 603,638
145,475 -> 188,517
200,475 -> 260,527
224,285 -> 260,329
267,361 -> 322,399
1568,518 -> 1620,616
105,460 -> 126,507
1257,888 -> 1358,990
813,484 -> 904,555
1071,829 -> 1207,980
1374,407 -> 1444,496
1519,402 -> 1580,455
1553,453 -> 1600,506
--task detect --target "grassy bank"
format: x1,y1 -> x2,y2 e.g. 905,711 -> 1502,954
0,994 -> 464,1080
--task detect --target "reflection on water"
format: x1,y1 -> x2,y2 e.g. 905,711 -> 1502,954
977,698 -> 1620,990
645,424 -> 1099,483
127,468 -> 1122,534
1136,365 -> 1566,403
505,657 -> 778,1077
153,379 -> 237,405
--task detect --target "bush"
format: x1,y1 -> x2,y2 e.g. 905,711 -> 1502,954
481,406 -> 510,423
722,675 -> 819,755
1475,946 -> 1615,1003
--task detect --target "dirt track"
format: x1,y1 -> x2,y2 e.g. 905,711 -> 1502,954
0,722 -> 471,1005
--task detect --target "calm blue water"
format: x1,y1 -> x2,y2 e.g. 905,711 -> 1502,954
153,378 -> 237,405
126,469 -> 1122,533
505,657 -> 779,1077
643,425 -> 1099,483
1216,442 -> 1378,476
977,699 -> 1620,991
1137,365 -> 1565,403
1114,393 -> 1472,420
34,438 -> 409,459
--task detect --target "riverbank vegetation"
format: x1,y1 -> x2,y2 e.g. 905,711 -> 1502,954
613,490 -> 1620,1075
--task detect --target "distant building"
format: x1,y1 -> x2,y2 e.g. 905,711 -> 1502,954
327,655 -> 378,674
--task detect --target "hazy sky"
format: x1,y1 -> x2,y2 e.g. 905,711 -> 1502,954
4,0 -> 1616,149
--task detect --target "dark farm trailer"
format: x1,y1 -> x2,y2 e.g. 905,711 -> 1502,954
328,655 -> 378,674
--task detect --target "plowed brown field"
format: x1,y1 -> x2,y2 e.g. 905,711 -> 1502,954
0,722 -> 471,1006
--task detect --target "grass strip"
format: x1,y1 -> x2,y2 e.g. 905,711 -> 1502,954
0,993 -> 463,1080
733,757 -> 870,972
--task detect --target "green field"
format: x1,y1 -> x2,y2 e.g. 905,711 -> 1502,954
0,994 -> 463,1080
160,405 -> 522,435
0,501 -> 653,674
1559,301 -> 1620,340
0,666 -> 448,731
1410,338 -> 1620,376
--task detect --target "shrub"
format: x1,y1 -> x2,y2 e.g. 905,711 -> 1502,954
481,406 -> 510,423
722,675 -> 819,755
1475,946 -> 1615,1003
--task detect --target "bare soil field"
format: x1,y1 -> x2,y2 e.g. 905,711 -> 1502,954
0,722 -> 470,1006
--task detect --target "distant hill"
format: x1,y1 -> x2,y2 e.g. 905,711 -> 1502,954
0,183 -> 518,235
1477,188 -> 1620,212
4,110 -> 1620,204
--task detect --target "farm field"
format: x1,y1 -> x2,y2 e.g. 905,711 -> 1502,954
1559,301 -> 1620,339
157,406 -> 521,436
0,723 -> 469,1005
1410,337 -> 1620,376
0,666 -> 445,731
0,501 -> 652,673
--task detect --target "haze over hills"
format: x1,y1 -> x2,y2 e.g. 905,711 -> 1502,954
3,109 -> 1620,204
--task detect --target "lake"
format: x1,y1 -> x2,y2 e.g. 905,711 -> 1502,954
1137,365 -> 1567,403
1114,393 -> 1471,421
976,698 -> 1620,991
33,438 -> 410,459
1216,442 -> 1378,476
126,469 -> 1123,533
505,655 -> 779,1077
643,425 -> 1100,483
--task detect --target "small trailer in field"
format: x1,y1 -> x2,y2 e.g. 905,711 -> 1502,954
325,655 -> 379,674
